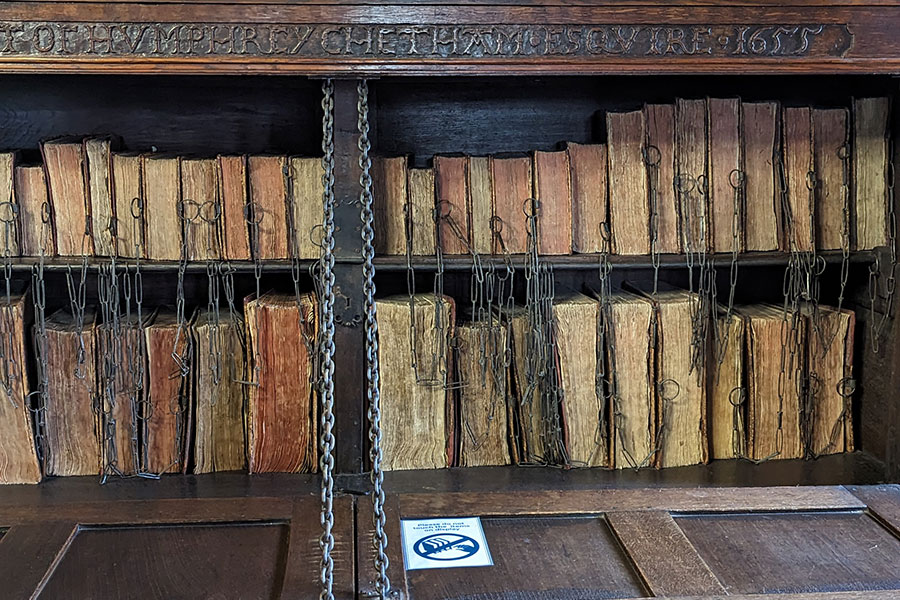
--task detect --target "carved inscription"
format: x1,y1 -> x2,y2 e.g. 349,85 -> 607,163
0,23 -> 852,59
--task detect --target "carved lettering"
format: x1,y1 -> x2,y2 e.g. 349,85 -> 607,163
32,24 -> 55,53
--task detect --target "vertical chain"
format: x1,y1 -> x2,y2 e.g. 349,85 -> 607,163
869,137 -> 897,353
318,78 -> 337,600
30,207 -> 51,469
0,200 -> 17,406
358,79 -> 391,600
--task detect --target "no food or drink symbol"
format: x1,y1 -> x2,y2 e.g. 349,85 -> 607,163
413,533 -> 480,561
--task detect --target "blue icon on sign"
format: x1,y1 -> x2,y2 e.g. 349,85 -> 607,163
413,533 -> 480,561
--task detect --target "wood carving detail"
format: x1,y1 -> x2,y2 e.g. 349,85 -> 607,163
0,23 -> 852,59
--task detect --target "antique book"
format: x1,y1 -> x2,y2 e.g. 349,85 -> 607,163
533,149 -> 572,255
675,99 -> 709,253
783,107 -> 815,252
111,153 -> 144,258
607,110 -> 649,255
0,289 -> 41,484
853,97 -> 890,250
42,137 -> 92,256
247,155 -> 289,259
607,291 -> 655,469
434,155 -> 470,254
742,102 -> 781,251
144,311 -> 192,474
709,309 -> 746,460
407,167 -> 436,256
44,308 -> 100,476
468,156 -> 493,255
373,156 -> 408,256
567,143 -> 608,254
636,286 -> 707,468
193,313 -> 246,473
644,104 -> 681,254
377,294 -> 454,470
84,137 -> 118,256
245,292 -> 318,473
0,152 -> 19,256
813,109 -> 850,251
16,165 -> 55,257
97,316 -> 143,476
707,98 -> 744,253
181,158 -> 221,261
490,155 -> 531,254
142,154 -> 183,261
738,304 -> 805,461
553,293 -> 608,467
218,155 -> 251,261
289,156 -> 325,260
805,306 -> 855,456
456,322 -> 511,467
509,308 -> 547,463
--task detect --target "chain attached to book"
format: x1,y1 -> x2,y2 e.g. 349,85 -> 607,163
358,78 -> 392,600
318,77 -> 337,600
714,169 -> 745,379
29,207 -> 51,470
868,137 -> 897,354
0,200 -> 18,405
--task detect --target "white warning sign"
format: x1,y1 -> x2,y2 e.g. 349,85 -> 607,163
400,517 -> 493,570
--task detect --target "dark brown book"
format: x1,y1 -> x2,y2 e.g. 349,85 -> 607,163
218,155 -> 251,261
568,143 -> 608,254
407,167 -> 437,256
434,155 -> 470,255
193,313 -> 246,473
805,306 -> 855,456
142,154 -> 182,261
509,308 -> 545,463
607,291 -> 655,469
533,149 -> 573,255
783,107 -> 815,252
377,294 -> 455,470
468,156 -> 493,255
742,102 -> 782,251
111,153 -> 144,259
853,97 -> 890,250
144,311 -> 192,474
245,292 -> 318,473
0,152 -> 19,257
553,293 -> 608,467
181,158 -> 221,261
813,108 -> 850,251
709,309 -> 746,460
247,155 -> 289,260
490,155 -> 531,254
43,308 -> 100,476
289,156 -> 325,260
738,304 -> 805,461
708,98 -> 744,253
84,137 -> 118,257
373,156 -> 408,256
15,165 -> 55,257
42,137 -> 92,256
0,289 -> 41,484
457,322 -> 511,467
644,105 -> 681,254
99,316 -> 143,476
607,110 -> 650,255
675,99 -> 709,253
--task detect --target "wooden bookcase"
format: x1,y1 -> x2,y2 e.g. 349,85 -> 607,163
0,2 -> 899,599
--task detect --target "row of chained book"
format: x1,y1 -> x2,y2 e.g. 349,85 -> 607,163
0,138 -> 326,260
377,289 -> 855,470
374,97 -> 891,256
0,289 -> 318,484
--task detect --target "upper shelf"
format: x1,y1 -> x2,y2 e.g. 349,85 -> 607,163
0,2 -> 898,75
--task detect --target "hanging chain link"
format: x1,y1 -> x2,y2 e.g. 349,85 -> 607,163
358,79 -> 392,600
318,78 -> 337,600
869,137 -> 897,353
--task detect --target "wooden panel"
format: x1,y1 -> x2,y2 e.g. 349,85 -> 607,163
38,522 -> 290,599
397,486 -> 865,517
607,511 -> 725,597
406,516 -> 647,600
848,485 -> 900,535
0,522 -> 77,600
676,511 -> 900,594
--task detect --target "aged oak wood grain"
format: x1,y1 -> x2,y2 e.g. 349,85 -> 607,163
606,511 -> 725,597
0,522 -> 77,600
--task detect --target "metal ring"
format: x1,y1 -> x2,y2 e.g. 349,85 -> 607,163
198,200 -> 221,224
243,201 -> 264,225
642,144 -> 661,167
524,198 -> 539,217
599,221 -> 611,241
837,143 -> 850,160
179,199 -> 201,223
309,224 -> 325,249
657,378 -> 680,402
729,169 -> 745,189
806,170 -> 817,190
40,202 -> 51,224
436,200 -> 452,220
675,174 -> 696,194
489,215 -> 504,234
728,386 -> 746,407
0,201 -> 17,223
131,196 -> 144,219
836,377 -> 856,398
